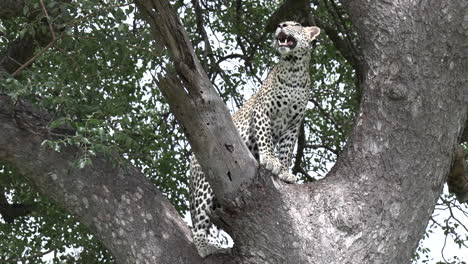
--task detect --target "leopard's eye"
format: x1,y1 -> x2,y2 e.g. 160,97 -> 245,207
295,23 -> 301,26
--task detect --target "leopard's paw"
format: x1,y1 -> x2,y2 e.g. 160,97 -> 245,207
279,171 -> 297,183
259,155 -> 282,176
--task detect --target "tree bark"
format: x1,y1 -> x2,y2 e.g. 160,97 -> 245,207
0,1 -> 467,264
135,0 -> 258,208
0,97 -> 205,263
136,0 -> 468,263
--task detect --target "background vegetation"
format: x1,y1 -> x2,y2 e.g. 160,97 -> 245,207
0,0 -> 466,263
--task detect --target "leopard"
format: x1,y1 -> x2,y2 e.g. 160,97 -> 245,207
189,21 -> 320,258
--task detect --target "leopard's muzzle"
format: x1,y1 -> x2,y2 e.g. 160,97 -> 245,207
276,31 -> 297,49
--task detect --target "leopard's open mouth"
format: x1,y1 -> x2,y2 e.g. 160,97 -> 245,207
277,32 -> 297,49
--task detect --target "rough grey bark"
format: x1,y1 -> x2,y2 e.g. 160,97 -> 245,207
0,96 -> 205,263
320,1 -> 468,262
135,0 -> 258,207
136,0 -> 468,263
0,1 -> 467,264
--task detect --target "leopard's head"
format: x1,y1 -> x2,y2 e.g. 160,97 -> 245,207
273,21 -> 320,57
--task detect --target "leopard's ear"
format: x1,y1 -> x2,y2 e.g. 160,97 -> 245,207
305,26 -> 320,41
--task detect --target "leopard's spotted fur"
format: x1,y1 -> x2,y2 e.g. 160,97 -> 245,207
189,22 -> 320,257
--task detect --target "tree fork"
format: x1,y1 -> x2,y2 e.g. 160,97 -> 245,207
135,0 -> 468,262
0,0 -> 466,263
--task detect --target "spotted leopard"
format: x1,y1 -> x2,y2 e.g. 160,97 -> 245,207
189,21 -> 320,257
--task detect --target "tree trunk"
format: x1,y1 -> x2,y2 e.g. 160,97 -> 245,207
1,0 -> 467,263
135,0 -> 468,263
0,97 -> 205,263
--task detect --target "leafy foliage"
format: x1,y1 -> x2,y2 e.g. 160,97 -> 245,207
0,164 -> 114,263
0,0 -> 466,263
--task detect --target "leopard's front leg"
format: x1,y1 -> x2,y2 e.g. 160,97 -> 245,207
252,107 -> 286,178
276,125 -> 300,183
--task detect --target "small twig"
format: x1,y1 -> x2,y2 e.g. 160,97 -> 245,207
12,0 -> 57,77
309,97 -> 344,134
11,39 -> 56,77
40,0 -> 56,39
297,166 -> 316,181
214,53 -> 246,65
441,231 -> 449,263
192,0 -> 214,74
305,143 -> 339,155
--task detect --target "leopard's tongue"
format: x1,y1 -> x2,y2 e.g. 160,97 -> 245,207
278,38 -> 294,47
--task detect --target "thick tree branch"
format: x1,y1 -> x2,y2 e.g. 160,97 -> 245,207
0,1 -> 466,263
135,0 -> 258,207
328,1 -> 468,262
137,2 -> 468,263
0,95 -> 204,264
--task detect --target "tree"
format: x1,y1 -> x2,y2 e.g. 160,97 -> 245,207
0,0 -> 467,263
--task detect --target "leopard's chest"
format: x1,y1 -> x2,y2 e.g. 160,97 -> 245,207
267,77 -> 309,135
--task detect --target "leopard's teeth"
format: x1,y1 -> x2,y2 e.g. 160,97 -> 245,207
278,39 -> 288,45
